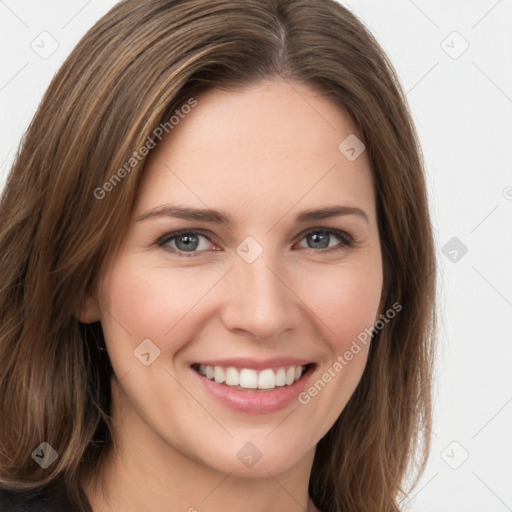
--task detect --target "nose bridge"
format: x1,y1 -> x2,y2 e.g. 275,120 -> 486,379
221,247 -> 299,339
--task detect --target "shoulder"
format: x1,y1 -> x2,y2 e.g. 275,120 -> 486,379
0,485 -> 86,512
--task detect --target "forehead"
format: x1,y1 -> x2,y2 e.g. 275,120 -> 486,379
134,80 -> 376,223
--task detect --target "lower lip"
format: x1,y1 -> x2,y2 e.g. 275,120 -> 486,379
193,365 -> 314,414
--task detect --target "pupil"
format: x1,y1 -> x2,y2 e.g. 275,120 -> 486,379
309,232 -> 329,249
174,232 -> 331,252
177,234 -> 198,251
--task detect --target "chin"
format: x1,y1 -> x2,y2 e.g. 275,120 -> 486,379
191,435 -> 315,478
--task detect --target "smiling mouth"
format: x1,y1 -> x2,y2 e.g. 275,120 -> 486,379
191,363 -> 315,391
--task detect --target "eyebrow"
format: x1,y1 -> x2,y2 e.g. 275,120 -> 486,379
136,204 -> 369,226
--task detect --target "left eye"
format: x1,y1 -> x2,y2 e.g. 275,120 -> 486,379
157,228 -> 353,257
296,229 -> 353,251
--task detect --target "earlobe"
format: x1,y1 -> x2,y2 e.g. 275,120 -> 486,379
76,291 -> 101,324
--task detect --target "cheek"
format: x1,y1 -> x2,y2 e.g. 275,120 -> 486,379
99,251 -> 382,361
295,259 -> 383,351
293,262 -> 382,435
98,259 -> 226,351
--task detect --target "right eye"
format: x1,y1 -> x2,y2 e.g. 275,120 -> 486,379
157,229 -> 219,257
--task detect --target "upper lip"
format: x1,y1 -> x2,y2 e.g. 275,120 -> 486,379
191,358 -> 314,371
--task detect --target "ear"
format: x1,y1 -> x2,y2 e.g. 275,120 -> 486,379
76,291 -> 101,324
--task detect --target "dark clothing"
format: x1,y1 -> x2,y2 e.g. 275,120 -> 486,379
0,485 -> 93,512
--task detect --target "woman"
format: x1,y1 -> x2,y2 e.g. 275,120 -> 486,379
0,0 -> 437,511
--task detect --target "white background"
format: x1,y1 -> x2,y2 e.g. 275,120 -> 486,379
1,1 -> 511,511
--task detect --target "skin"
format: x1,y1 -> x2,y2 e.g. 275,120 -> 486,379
79,79 -> 383,512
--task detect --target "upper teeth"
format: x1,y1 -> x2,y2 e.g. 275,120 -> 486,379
197,364 -> 305,390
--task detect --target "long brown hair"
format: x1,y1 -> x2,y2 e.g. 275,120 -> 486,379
0,1 -> 437,511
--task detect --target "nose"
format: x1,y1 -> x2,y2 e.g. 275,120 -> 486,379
220,250 -> 302,341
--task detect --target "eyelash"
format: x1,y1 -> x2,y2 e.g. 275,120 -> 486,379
156,228 -> 356,258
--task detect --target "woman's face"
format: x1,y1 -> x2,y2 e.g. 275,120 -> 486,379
82,79 -> 383,477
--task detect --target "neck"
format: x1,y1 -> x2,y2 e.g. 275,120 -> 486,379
80,380 -> 320,512
81,445 -> 319,512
